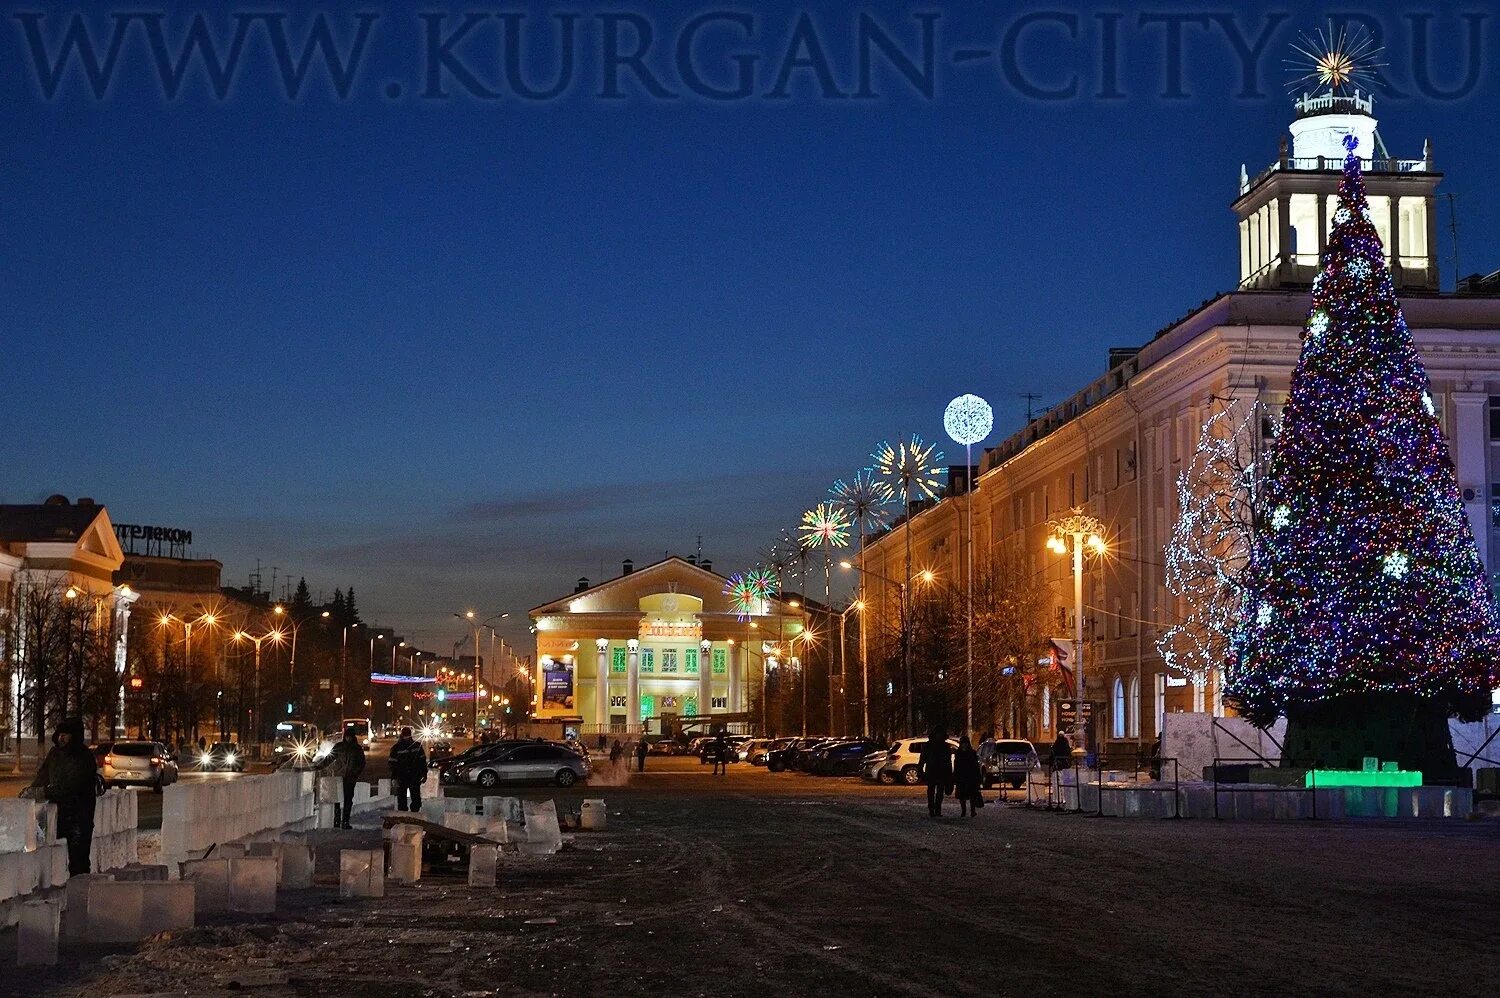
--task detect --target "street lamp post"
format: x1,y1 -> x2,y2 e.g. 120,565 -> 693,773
945,394 -> 994,739
457,611 -> 508,736
1047,508 -> 1107,751
839,560 -> 915,734
232,628 -> 284,746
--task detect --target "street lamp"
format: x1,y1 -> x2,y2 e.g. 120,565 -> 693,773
231,627 -> 285,746
456,610 -> 508,735
840,560 -> 936,735
1047,507 -> 1108,752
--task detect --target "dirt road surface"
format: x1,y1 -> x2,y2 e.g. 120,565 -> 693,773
10,761 -> 1499,997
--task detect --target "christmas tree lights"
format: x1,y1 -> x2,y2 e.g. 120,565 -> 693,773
1227,138 -> 1499,740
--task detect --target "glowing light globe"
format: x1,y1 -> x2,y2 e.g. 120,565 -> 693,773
944,394 -> 993,447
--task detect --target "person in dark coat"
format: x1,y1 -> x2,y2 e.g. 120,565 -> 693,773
609,739 -> 623,766
318,727 -> 367,828
953,735 -> 983,818
916,726 -> 953,818
1050,732 -> 1073,772
711,731 -> 729,775
635,738 -> 648,772
30,718 -> 99,876
387,727 -> 427,812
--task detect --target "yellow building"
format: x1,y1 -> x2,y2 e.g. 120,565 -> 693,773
529,557 -> 807,736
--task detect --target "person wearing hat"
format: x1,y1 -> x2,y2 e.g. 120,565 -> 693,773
30,718 -> 100,875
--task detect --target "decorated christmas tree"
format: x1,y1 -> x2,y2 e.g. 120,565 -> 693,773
1227,136 -> 1499,776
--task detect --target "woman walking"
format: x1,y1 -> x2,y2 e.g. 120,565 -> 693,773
953,735 -> 983,818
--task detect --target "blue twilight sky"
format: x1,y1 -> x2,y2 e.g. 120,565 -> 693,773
3,2 -> 1497,651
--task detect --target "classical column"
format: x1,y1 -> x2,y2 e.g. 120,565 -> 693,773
1452,390 -> 1490,570
729,641 -> 743,714
697,639 -> 711,719
626,639 -> 640,732
595,639 -> 609,732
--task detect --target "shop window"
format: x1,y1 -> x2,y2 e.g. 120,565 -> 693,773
712,648 -> 727,675
661,649 -> 678,673
610,648 -> 627,674
683,696 -> 698,716
684,649 -> 699,674
640,695 -> 655,717
639,649 -> 654,673
711,696 -> 728,709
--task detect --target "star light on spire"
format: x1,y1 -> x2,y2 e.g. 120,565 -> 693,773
1286,22 -> 1384,96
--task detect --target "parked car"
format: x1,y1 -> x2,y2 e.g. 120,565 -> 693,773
740,739 -> 776,765
812,739 -> 887,776
878,736 -> 959,785
436,740 -> 524,785
860,750 -> 889,782
766,737 -> 820,772
196,741 -> 246,772
982,739 -> 1039,789
464,742 -> 592,788
647,738 -> 684,755
698,735 -> 749,764
102,740 -> 179,791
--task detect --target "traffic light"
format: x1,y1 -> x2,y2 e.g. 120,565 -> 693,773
128,676 -> 144,690
436,687 -> 446,702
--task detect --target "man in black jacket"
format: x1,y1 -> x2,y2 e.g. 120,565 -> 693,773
388,727 -> 428,812
916,726 -> 953,819
31,718 -> 99,875
318,727 -> 367,828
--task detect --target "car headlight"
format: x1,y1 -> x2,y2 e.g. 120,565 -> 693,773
199,753 -> 212,765
225,754 -> 238,766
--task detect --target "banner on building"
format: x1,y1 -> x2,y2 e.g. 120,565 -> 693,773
543,667 -> 575,711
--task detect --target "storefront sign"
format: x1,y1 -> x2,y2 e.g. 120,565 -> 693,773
1057,699 -> 1095,752
114,522 -> 193,556
640,619 -> 702,642
543,667 -> 575,711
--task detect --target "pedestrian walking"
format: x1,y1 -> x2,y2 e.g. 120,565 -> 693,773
635,738 -> 649,772
597,732 -> 608,752
28,718 -> 100,876
387,726 -> 428,812
953,736 -> 983,818
609,739 -> 623,766
317,726 -> 367,828
711,731 -> 729,775
916,726 -> 953,819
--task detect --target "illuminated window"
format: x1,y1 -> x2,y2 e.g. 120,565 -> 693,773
1128,675 -> 1140,738
683,696 -> 698,716
712,648 -> 727,674
610,648 -> 627,673
661,649 -> 678,674
684,649 -> 699,674
639,649 -> 654,674
1112,678 -> 1126,739
640,695 -> 655,717
610,695 -> 626,708
711,696 -> 728,709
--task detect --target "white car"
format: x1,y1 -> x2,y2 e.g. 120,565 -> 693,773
878,736 -> 959,785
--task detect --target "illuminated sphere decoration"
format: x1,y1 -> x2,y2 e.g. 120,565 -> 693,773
944,394 -> 993,447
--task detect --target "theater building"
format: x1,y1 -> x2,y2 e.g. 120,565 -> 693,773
529,557 -> 807,736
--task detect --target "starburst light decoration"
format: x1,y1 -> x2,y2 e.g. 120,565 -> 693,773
746,567 -> 779,599
871,435 -> 945,505
725,572 -> 763,621
799,502 -> 851,551
829,469 -> 894,534
1287,23 -> 1384,96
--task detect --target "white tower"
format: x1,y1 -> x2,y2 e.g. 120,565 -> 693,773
1234,90 -> 1441,291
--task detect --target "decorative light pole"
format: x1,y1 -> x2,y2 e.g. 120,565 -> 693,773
232,627 -> 285,746
1047,508 -> 1107,749
800,502 -> 850,736
829,470 -> 894,735
872,436 -> 945,734
944,393 -> 993,739
456,611 -> 508,737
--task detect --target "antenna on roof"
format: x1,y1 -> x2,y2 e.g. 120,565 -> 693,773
1447,192 -> 1461,291
1020,393 -> 1044,422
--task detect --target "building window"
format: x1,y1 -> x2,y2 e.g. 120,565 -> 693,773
711,696 -> 728,709
610,648 -> 627,673
1489,397 -> 1500,439
1128,675 -> 1141,739
1112,677 -> 1126,739
661,649 -> 678,673
684,649 -> 699,674
610,695 -> 626,708
712,648 -> 727,674
639,649 -> 655,673
640,695 -> 655,718
684,696 -> 698,716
